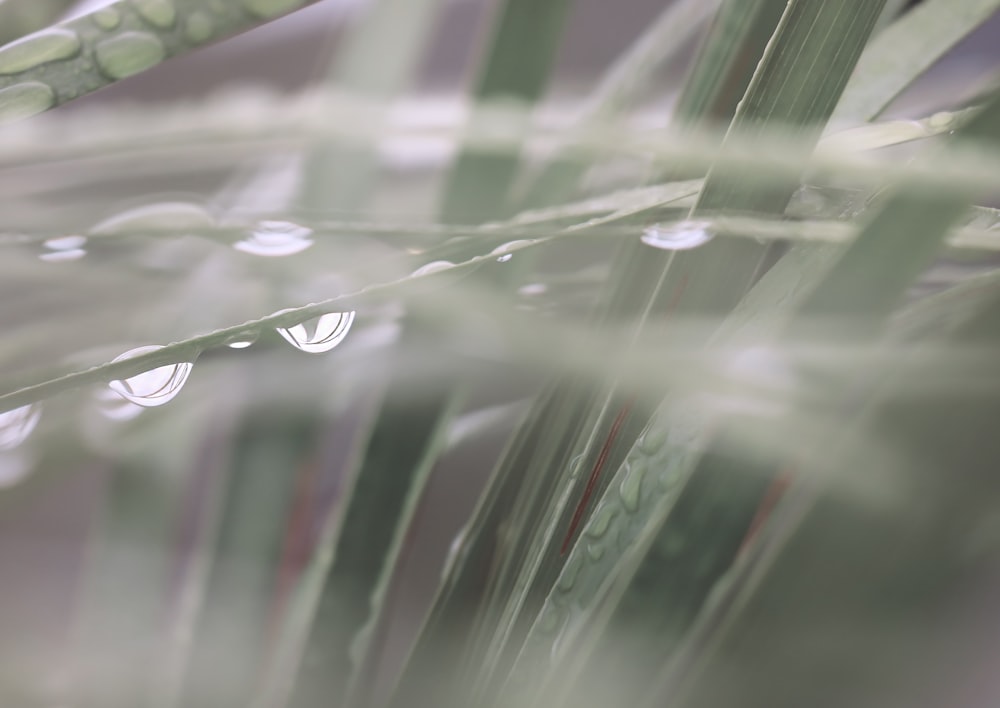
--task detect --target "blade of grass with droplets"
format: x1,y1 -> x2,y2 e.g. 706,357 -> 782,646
559,90 -> 1000,708
518,0 -> 723,210
297,0 -> 446,215
476,3 -> 889,702
0,0 -> 325,122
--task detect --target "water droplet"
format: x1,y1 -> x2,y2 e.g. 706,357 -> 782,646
225,333 -> 258,349
556,553 -> 583,592
95,32 -> 166,80
276,311 -> 355,354
586,543 -> 605,561
233,220 -> 313,257
94,388 -> 144,421
641,220 -> 714,251
490,239 -> 532,263
90,201 -> 214,234
0,82 -> 55,122
410,260 -> 454,277
0,404 -> 41,451
132,0 -> 177,28
40,235 -> 87,262
184,11 -> 215,42
108,345 -> 193,408
92,8 -> 122,30
585,504 -> 617,540
518,283 -> 547,297
618,460 -> 645,513
0,29 -> 82,75
638,426 -> 667,456
243,0 -> 306,19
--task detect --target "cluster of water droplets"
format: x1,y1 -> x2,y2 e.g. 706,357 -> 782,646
641,220 -> 715,251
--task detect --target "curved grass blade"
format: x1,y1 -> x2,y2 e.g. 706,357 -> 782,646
0,0 -> 324,122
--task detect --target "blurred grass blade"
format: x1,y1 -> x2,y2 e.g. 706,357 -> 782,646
831,0 -> 1000,125
519,0 -> 723,209
298,0 -> 446,215
438,0 -> 572,223
0,0 -> 76,46
0,0 -> 324,121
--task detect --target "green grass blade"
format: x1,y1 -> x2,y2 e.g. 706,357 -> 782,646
519,0 -> 723,209
831,0 -> 1000,124
438,0 -> 573,223
298,0 -> 446,215
0,0 -> 324,122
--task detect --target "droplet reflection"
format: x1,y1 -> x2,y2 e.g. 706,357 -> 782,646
0,404 -> 41,451
40,235 -> 87,262
233,220 -> 314,257
276,311 -> 356,354
108,345 -> 194,407
641,220 -> 714,251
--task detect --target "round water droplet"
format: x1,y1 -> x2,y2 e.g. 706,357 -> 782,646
132,0 -> 177,28
243,0 -> 305,19
233,220 -> 313,257
40,235 -> 87,262
276,311 -> 355,354
585,504 -> 617,540
184,12 -> 215,42
641,220 -> 714,251
618,460 -> 645,513
0,82 -> 55,122
556,553 -> 583,593
90,201 -> 214,234
95,32 -> 166,80
410,260 -> 454,277
92,7 -> 122,30
490,239 -> 532,263
0,404 -> 41,451
638,426 -> 667,456
585,543 -> 605,561
0,29 -> 82,75
108,345 -> 194,408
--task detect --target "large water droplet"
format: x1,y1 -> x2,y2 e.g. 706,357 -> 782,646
0,82 -> 55,122
641,220 -> 714,251
132,0 -> 177,28
40,235 -> 87,262
108,345 -> 193,407
90,201 -> 214,235
410,260 -> 455,277
0,29 -> 82,75
618,460 -> 646,513
276,311 -> 355,354
92,7 -> 122,30
585,504 -> 617,540
95,32 -> 166,80
243,0 -> 305,19
184,11 -> 215,42
0,404 -> 41,451
233,220 -> 313,257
